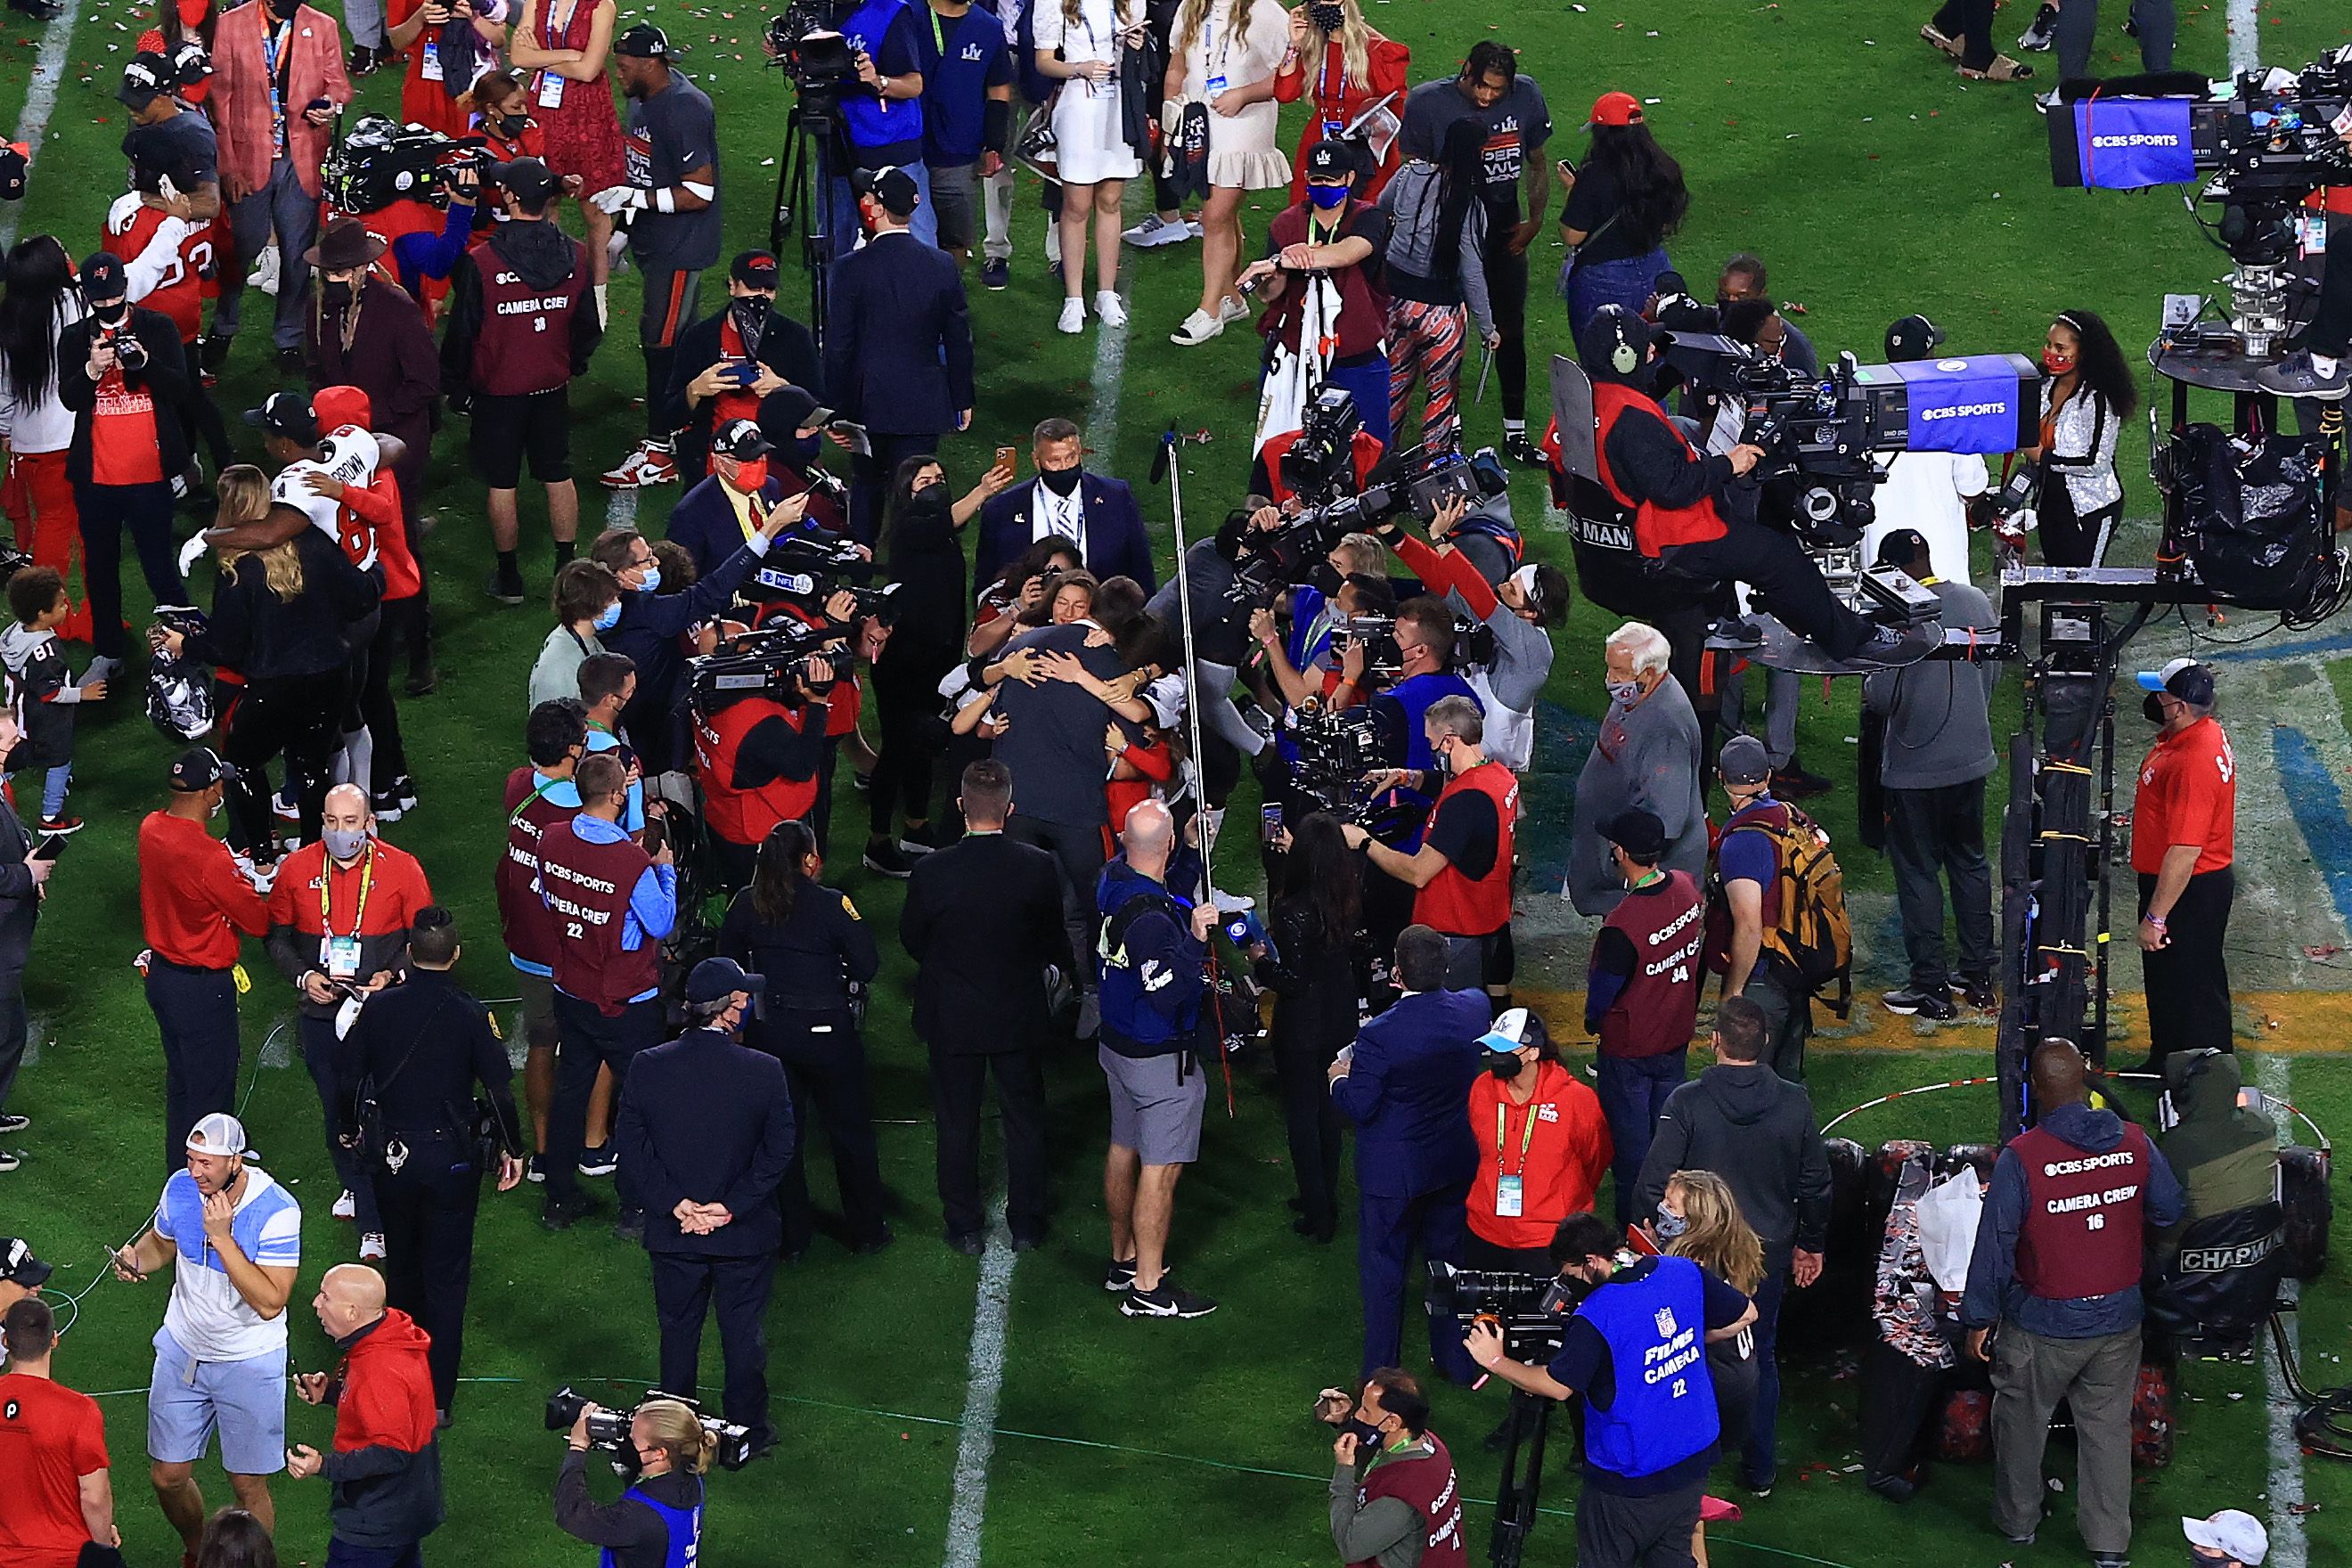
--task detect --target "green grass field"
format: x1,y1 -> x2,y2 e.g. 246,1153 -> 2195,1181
2,0 -> 2350,1564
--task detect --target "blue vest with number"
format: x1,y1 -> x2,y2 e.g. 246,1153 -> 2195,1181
841,0 -> 926,151
1573,1255 -> 1719,1480
600,1486 -> 702,1568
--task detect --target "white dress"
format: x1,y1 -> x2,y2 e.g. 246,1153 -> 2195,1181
1180,0 -> 1292,191
1036,0 -> 1143,184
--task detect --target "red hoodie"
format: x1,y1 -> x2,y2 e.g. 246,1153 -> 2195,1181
323,1310 -> 444,1548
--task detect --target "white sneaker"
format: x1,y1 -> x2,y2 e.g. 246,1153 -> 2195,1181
1170,308 -> 1223,347
599,439 -> 680,490
332,1189 -> 356,1221
1186,216 -> 1205,238
1043,217 -> 1061,265
1123,214 -> 1194,249
359,1232 -> 387,1261
1057,297 -> 1086,334
1216,294 -> 1251,324
1094,290 -> 1128,328
249,243 -> 280,296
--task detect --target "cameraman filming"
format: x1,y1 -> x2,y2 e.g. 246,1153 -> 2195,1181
1578,305 -> 1915,669
809,0 -> 938,249
1466,1212 -> 1755,1568
554,1398 -> 712,1568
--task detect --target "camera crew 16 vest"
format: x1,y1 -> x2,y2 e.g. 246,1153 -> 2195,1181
840,0 -> 925,150
1349,1434 -> 1469,1568
2012,1121 -> 2154,1301
1573,1254 -> 1719,1481
1589,383 -> 1730,556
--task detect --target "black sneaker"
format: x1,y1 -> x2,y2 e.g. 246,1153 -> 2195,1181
2017,1 -> 2056,49
6,0 -> 64,21
200,332 -> 234,372
980,258 -> 1009,291
484,571 -> 527,607
404,666 -> 438,698
613,1209 -> 645,1244
276,345 -> 305,374
2255,350 -> 2350,401
1851,625 -> 1932,667
1121,1278 -> 1220,1318
1103,1256 -> 1138,1292
0,1114 -> 27,1134
862,840 -> 915,878
347,44 -> 380,75
0,1149 -> 19,1172
1882,986 -> 1958,1020
576,1144 -> 619,1178
849,1228 -> 896,1255
525,1154 -> 547,1184
1960,978 -> 1998,1012
540,1193 -> 593,1231
1503,431 -> 1545,467
1775,757 -> 1833,800
1710,617 -> 1764,649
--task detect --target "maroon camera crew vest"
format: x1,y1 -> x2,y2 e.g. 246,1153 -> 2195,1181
465,235 -> 588,396
2011,1121 -> 2153,1300
497,767 -> 572,971
535,816 -> 660,1015
1349,1435 -> 1469,1568
1596,870 -> 1706,1059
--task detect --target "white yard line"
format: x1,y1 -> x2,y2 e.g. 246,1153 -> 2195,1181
942,1192 -> 1017,1568
0,0 -> 86,253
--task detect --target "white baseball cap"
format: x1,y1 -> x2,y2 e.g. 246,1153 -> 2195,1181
2184,1510 -> 2267,1565
185,1111 -> 249,1157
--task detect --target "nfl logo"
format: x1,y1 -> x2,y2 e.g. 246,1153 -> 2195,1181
1654,1306 -> 1678,1337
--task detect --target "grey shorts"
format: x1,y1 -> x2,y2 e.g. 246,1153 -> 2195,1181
518,968 -> 558,1052
1100,1042 -> 1206,1165
929,159 -> 980,251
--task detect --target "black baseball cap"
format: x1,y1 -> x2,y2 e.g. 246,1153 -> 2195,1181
852,164 -> 918,217
169,747 -> 236,791
1602,808 -> 1669,860
485,157 -> 561,203
1719,733 -> 1771,786
243,390 -> 319,445
685,956 -> 765,1004
78,250 -> 128,301
614,21 -> 672,56
167,37 -> 215,89
711,419 -> 776,461
1884,313 -> 1944,363
0,143 -> 27,202
119,52 -> 172,110
731,249 -> 780,290
0,1237 -> 52,1289
1874,527 -> 1931,569
1303,138 -> 1355,182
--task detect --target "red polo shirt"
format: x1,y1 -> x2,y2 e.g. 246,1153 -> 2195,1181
0,1372 -> 109,1568
2130,715 -> 2234,876
139,810 -> 271,968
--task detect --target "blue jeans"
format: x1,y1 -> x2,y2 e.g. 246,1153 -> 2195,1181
1744,1266 -> 1788,1487
217,155 -> 320,349
1563,246 -> 1672,335
1324,356 -> 1393,450
823,146 -> 940,250
6,764 -> 69,820
1593,1049 -> 1686,1225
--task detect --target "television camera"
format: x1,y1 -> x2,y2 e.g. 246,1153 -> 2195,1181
736,527 -> 892,623
322,116 -> 490,215
1425,1261 -> 1579,1363
764,0 -> 859,101
685,617 -> 840,716
1287,702 -> 1385,821
1235,432 -> 1509,609
544,1386 -> 761,1472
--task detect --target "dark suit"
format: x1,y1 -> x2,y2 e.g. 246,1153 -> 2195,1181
822,229 -> 976,542
1331,987 -> 1490,1381
663,473 -> 854,584
899,830 -> 1064,1243
972,474 -> 1158,594
660,303 -> 825,485
614,1026 -> 796,1441
0,794 -> 36,1123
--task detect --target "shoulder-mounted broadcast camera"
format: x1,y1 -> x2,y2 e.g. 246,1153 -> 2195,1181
1234,440 -> 1509,608
322,115 -> 491,215
545,1386 -> 760,1473
687,617 -> 842,715
739,528 -> 890,622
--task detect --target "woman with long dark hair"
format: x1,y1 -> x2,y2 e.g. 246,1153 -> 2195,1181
1556,92 -> 1691,331
0,236 -> 89,641
1255,810 -> 1362,1242
715,820 -> 890,1257
968,535 -> 1084,659
1379,117 -> 1500,453
2025,308 -> 2135,568
863,452 -> 1011,877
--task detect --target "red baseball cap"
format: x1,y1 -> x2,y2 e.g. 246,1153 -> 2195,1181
1589,90 -> 1644,127
312,384 -> 373,432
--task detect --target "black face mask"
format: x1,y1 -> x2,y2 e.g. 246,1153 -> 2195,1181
322,279 -> 354,310
914,480 -> 949,508
1306,561 -> 1343,596
1486,1052 -> 1523,1079
1344,1418 -> 1386,1452
729,298 -> 770,357
92,298 -> 129,325
2144,693 -> 2167,724
492,112 -> 530,139
266,0 -> 297,20
1305,0 -> 1344,30
1037,464 -> 1082,497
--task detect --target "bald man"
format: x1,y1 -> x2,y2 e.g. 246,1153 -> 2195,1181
288,1262 -> 445,1562
265,786 -> 436,1259
1961,1041 -> 2183,1568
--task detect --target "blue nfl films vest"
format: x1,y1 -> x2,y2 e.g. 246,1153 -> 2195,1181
840,0 -> 925,150
1573,1255 -> 1720,1481
602,1487 -> 703,1568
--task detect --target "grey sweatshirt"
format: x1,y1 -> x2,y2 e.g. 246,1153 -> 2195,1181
1330,1442 -> 1435,1568
1862,578 -> 1998,790
1377,161 -> 1497,339
1566,676 -> 1708,915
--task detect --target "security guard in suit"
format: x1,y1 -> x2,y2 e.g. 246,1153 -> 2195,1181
1330,923 -> 1490,1384
612,957 -> 796,1452
337,907 -> 526,1419
714,820 -> 887,1256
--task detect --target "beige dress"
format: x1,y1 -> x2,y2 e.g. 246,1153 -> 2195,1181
1180,0 -> 1292,190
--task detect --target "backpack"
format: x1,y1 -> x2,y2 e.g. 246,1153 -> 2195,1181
1711,801 -> 1853,1017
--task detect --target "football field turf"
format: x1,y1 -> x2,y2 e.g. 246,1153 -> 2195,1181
0,0 -> 2348,1564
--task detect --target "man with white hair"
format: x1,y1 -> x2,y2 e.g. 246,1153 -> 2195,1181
111,1113 -> 302,1556
1566,622 -> 1707,915
1094,799 -> 1221,1319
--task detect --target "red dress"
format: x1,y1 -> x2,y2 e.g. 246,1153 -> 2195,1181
1274,31 -> 1410,202
525,0 -> 623,192
388,0 -> 478,137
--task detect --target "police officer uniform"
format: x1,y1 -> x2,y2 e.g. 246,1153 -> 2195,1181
613,958 -> 795,1447
338,955 -> 523,1416
715,878 -> 886,1254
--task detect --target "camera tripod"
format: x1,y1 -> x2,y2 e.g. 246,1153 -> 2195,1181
770,97 -> 843,355
1486,1391 -> 1557,1568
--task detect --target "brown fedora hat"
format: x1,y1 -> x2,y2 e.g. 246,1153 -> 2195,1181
303,216 -> 388,272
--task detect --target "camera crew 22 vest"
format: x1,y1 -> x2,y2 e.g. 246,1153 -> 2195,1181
535,817 -> 661,1015
463,237 -> 588,397
1414,760 -> 1518,938
1573,1254 -> 1720,1481
2012,1121 -> 2154,1301
1597,870 -> 1705,1059
1349,1434 -> 1469,1568
1590,383 -> 1730,556
498,768 -> 572,972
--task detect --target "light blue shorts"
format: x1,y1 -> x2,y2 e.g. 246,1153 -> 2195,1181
147,1327 -> 287,1474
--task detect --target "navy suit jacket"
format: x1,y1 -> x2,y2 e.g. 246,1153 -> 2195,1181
1332,989 -> 1490,1199
972,473 -> 1158,594
822,231 -> 975,436
615,1028 -> 796,1256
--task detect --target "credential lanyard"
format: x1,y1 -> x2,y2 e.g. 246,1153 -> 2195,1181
323,845 -> 375,940
1495,1097 -> 1539,1176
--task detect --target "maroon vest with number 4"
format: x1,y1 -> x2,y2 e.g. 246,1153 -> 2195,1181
466,237 -> 587,396
1350,1435 -> 1468,1568
536,816 -> 661,1015
1597,870 -> 1706,1059
497,767 -> 571,971
2011,1121 -> 2152,1301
